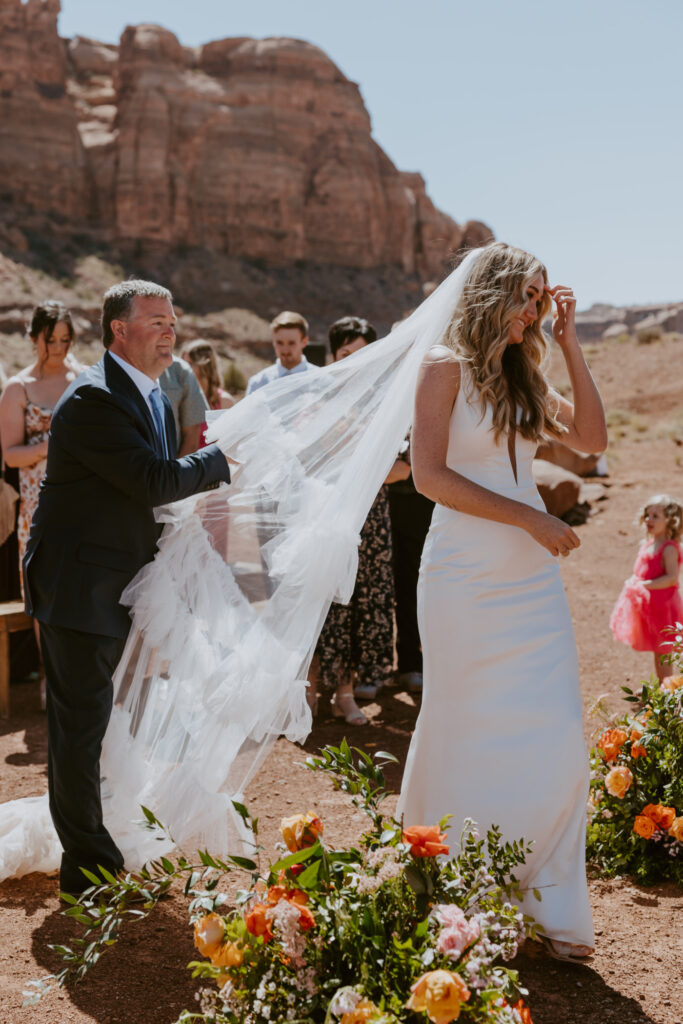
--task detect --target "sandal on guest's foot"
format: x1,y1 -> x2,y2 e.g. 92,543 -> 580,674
539,935 -> 594,963
332,692 -> 369,726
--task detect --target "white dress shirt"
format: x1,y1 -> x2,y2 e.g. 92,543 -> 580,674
246,355 -> 311,395
108,349 -> 162,424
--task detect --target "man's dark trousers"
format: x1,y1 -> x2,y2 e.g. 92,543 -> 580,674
41,623 -> 126,892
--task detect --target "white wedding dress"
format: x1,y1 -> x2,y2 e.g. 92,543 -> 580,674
397,364 -> 594,947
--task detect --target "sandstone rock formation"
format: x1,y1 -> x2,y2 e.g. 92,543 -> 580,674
0,0 -> 89,220
532,460 -> 583,518
0,3 -> 493,297
535,439 -> 601,478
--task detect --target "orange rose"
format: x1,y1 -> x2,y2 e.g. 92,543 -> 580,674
633,815 -> 656,839
266,884 -> 309,907
280,811 -> 324,853
642,803 -> 676,830
245,902 -> 274,942
596,728 -> 628,762
340,998 -> 380,1024
660,674 -> 683,693
629,728 -> 647,759
406,969 -> 470,1023
403,825 -> 450,858
193,912 -> 226,958
668,816 -> 683,842
211,940 -> 243,969
604,765 -> 633,799
513,999 -> 534,1024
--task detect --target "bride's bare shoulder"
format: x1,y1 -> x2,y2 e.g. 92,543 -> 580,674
421,345 -> 461,376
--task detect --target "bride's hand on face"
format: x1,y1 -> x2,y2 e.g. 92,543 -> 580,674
524,507 -> 581,557
547,285 -> 578,350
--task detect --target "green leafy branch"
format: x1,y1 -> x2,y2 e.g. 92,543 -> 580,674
304,740 -> 398,831
23,802 -> 260,1006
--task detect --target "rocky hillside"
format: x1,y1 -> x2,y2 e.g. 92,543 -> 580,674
0,0 -> 492,324
576,301 -> 683,343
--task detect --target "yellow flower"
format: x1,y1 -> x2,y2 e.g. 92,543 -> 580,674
193,912 -> 226,958
660,674 -> 683,694
406,969 -> 470,1023
604,765 -> 633,799
211,941 -> 243,969
340,998 -> 380,1024
668,816 -> 683,842
280,810 -> 324,853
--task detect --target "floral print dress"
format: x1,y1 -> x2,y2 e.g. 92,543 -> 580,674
316,486 -> 395,690
17,397 -> 52,597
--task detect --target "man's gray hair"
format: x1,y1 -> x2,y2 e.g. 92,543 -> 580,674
101,279 -> 173,348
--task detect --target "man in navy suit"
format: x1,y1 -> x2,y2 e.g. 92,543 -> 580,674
24,280 -> 231,894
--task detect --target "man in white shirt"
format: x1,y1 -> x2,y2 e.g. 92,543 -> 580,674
246,310 -> 311,394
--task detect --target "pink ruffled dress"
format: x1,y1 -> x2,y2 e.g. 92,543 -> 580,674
610,540 -> 683,653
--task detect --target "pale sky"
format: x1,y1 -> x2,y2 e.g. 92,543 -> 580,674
57,0 -> 683,310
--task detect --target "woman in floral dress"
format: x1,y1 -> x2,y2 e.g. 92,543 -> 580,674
0,302 -> 81,696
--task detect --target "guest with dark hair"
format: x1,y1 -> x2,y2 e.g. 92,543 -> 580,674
309,316 -> 410,726
327,316 -> 377,358
0,302 -> 83,700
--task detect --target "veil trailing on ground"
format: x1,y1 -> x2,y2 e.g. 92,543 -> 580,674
0,249 -> 479,879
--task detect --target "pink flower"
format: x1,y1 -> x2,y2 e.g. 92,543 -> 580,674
433,905 -> 480,960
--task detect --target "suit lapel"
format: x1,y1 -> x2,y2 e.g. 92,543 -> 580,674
102,352 -> 161,455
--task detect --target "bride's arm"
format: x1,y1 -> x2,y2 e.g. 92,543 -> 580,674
546,284 -> 608,454
412,347 -> 581,558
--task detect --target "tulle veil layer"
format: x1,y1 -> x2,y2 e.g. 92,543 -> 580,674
0,249 -> 478,879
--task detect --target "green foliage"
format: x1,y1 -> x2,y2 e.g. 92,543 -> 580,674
586,636 -> 683,885
223,362 -> 247,393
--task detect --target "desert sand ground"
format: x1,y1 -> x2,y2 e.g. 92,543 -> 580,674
1,332 -> 682,1024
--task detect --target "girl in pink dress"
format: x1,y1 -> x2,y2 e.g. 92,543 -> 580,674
610,494 -> 683,681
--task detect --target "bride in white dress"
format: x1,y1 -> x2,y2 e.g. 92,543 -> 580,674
397,242 -> 606,961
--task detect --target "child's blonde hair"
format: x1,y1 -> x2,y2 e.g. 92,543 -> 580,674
637,494 -> 683,541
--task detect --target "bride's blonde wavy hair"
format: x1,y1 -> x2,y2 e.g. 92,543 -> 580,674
444,241 -> 564,442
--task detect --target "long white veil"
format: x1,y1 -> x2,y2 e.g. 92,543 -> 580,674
0,249 -> 478,878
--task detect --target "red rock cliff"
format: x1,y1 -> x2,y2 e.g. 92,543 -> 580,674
0,3 -> 493,286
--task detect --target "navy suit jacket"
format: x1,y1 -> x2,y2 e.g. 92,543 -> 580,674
24,351 -> 230,638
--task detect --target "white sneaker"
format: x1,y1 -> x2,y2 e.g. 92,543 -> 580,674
397,671 -> 423,693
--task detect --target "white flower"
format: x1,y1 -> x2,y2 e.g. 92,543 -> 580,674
328,986 -> 363,1016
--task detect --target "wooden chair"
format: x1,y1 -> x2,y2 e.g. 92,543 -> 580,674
0,600 -> 32,717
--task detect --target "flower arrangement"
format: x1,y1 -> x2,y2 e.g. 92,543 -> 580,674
28,743 -> 538,1023
183,743 -> 537,1024
586,633 -> 683,885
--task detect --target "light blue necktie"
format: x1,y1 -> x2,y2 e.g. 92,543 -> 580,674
149,386 -> 169,459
